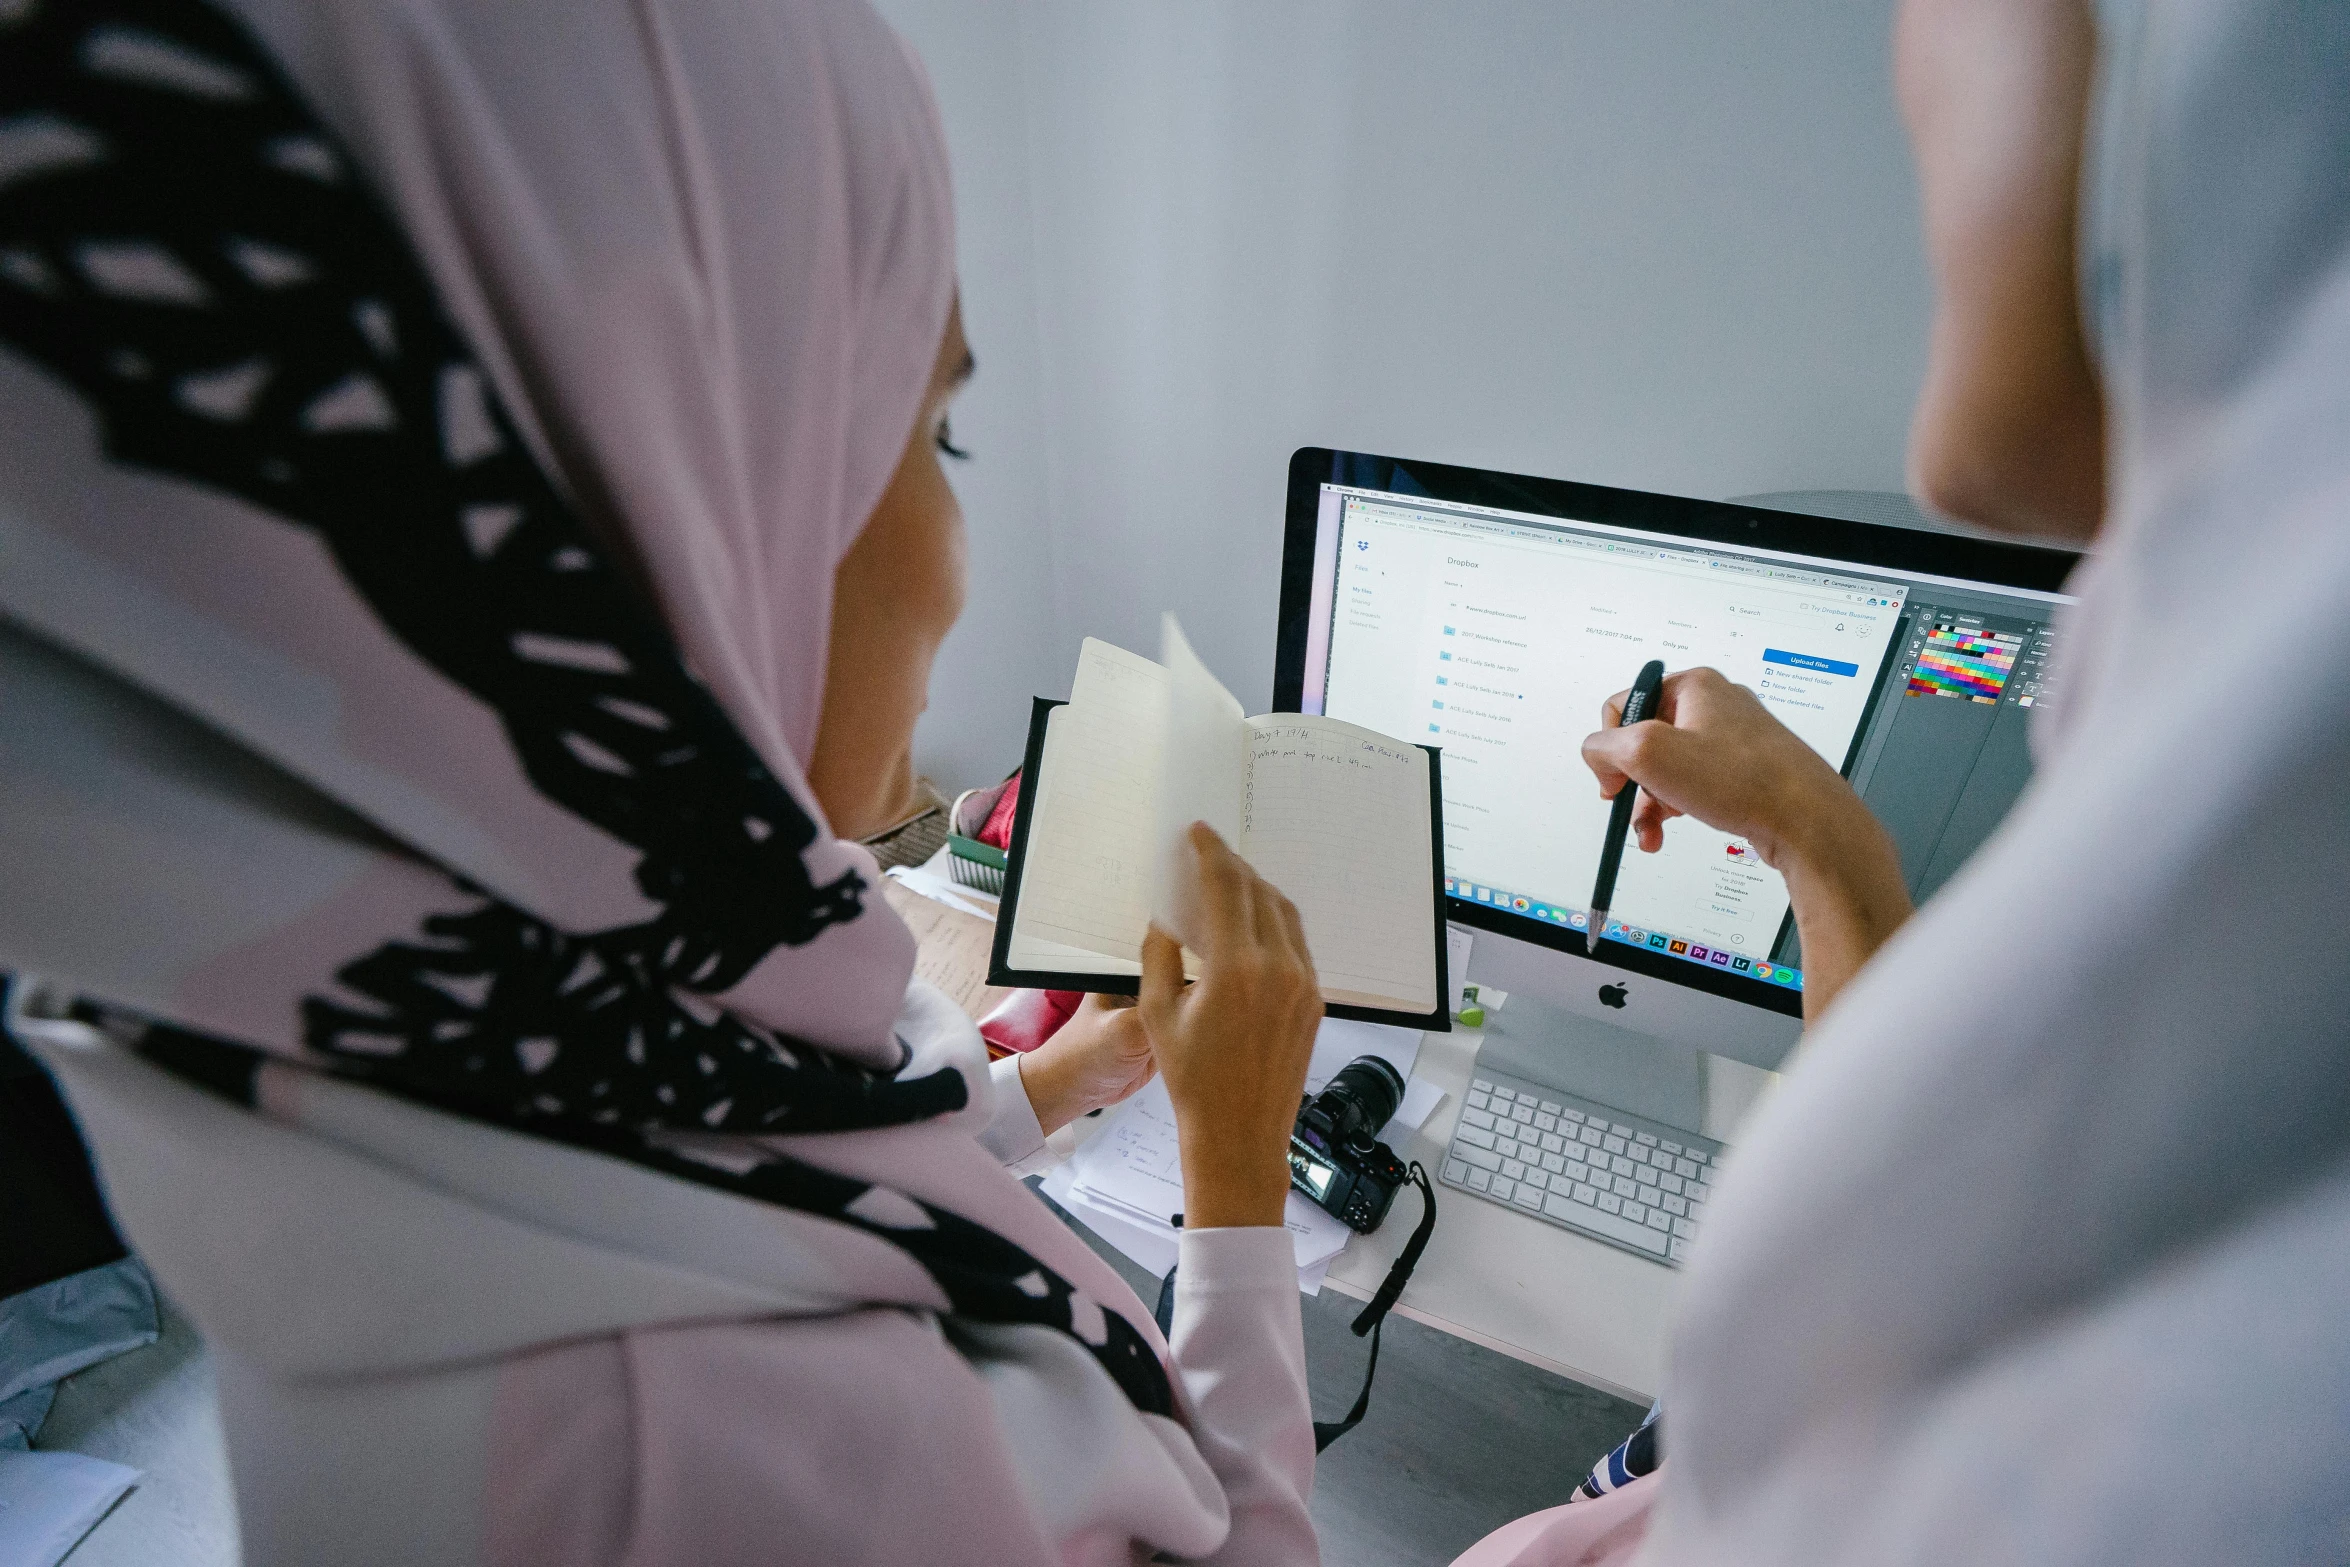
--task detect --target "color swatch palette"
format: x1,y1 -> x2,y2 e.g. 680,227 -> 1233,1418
1908,626 -> 2023,703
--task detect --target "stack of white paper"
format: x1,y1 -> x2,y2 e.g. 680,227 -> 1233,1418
1045,1018 -> 1446,1294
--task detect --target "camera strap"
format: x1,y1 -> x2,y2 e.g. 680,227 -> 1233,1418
1147,1163 -> 1437,1452
1313,1160 -> 1436,1451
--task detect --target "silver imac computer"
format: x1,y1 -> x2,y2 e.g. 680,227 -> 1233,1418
1275,449 -> 2079,1264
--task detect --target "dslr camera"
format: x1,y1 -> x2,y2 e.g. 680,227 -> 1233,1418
1289,1055 -> 1410,1232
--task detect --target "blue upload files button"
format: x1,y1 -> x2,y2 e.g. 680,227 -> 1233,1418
1763,648 -> 1858,677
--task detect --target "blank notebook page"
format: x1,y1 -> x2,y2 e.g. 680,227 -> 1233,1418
1013,640 -> 1164,964
1241,717 -> 1436,1010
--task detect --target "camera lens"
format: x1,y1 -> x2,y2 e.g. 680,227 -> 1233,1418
1321,1055 -> 1405,1147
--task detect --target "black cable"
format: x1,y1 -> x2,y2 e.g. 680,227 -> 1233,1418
1155,1253 -> 1180,1338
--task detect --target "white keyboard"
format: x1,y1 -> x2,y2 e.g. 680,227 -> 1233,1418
1438,1069 -> 1720,1266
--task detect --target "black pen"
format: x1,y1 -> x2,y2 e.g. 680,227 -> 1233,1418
1585,660 -> 1667,956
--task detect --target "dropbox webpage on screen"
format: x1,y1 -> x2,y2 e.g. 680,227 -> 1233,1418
1313,494 -> 1909,987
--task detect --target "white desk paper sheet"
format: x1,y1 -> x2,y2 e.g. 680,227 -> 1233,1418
1055,1018 -> 1443,1292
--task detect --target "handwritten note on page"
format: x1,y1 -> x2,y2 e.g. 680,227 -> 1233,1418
1065,1077 -> 1355,1271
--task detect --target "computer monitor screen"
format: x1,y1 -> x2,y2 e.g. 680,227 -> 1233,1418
1276,450 -> 2080,1018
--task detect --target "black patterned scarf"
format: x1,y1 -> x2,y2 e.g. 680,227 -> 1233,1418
0,0 -> 1171,1418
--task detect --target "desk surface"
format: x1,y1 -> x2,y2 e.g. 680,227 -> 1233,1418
894,864 -> 1692,1404
1319,1018 -> 1679,1403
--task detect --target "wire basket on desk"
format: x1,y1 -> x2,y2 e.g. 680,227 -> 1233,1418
945,833 -> 1007,896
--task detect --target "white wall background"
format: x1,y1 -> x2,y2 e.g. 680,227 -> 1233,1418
875,1 -> 1931,791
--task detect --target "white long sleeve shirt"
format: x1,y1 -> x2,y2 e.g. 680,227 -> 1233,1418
978,1050 -> 1321,1564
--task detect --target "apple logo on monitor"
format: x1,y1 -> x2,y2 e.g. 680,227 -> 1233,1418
1597,982 -> 1628,1010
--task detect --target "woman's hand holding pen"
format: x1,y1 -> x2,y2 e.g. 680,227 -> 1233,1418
1584,668 -> 1854,864
1138,823 -> 1323,1229
1580,668 -> 1914,1020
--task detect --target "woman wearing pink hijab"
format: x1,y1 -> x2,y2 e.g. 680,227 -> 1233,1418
0,0 -> 1323,1561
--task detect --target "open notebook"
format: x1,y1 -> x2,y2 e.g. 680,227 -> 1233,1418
989,618 -> 1448,1027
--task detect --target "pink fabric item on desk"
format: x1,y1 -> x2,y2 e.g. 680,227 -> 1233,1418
969,773 -> 1085,1056
977,772 -> 1025,850
979,987 -> 1085,1054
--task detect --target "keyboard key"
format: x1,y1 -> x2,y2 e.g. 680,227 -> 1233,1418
1466,1091 -> 1490,1110
1625,1145 -> 1649,1166
1538,1100 -> 1562,1115
1563,1160 -> 1587,1184
1662,1194 -> 1687,1215
1541,1152 -> 1565,1174
1490,1086 -> 1514,1101
1472,1076 -> 1494,1090
1534,1113 -> 1558,1132
1646,1209 -> 1671,1231
1562,1108 -> 1586,1124
1496,1138 -> 1522,1160
1687,1148 -> 1710,1164
1468,1167 -> 1492,1191
1634,1132 -> 1658,1148
1502,1158 -> 1526,1180
1513,1184 -> 1542,1210
1660,1174 -> 1684,1195
1490,1177 -> 1515,1202
1596,1192 -> 1622,1214
1636,1177 -> 1661,1200
1522,1169 -> 1549,1191
1458,1126 -> 1497,1149
1673,1158 -> 1698,1178
1660,1140 -> 1682,1155
1533,1133 -> 1556,1154
1603,1136 -> 1627,1155
1578,1128 -> 1602,1148
1621,1200 -> 1645,1223
1547,1195 -> 1669,1254
1442,1159 -> 1469,1184
1671,1216 -> 1694,1237
1668,1237 -> 1690,1262
1611,1156 -> 1634,1177
1462,1107 -> 1496,1130
1459,1147 -> 1501,1171
1613,1176 -> 1637,1198
1512,1104 -> 1537,1123
1692,1181 -> 1713,1204
1571,1182 -> 1598,1204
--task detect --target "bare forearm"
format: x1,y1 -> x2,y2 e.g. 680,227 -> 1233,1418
1778,801 -> 1913,1022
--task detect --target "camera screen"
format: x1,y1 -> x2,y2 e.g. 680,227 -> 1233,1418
1289,1141 -> 1336,1200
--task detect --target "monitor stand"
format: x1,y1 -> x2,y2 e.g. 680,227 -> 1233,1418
1473,992 -> 1707,1142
